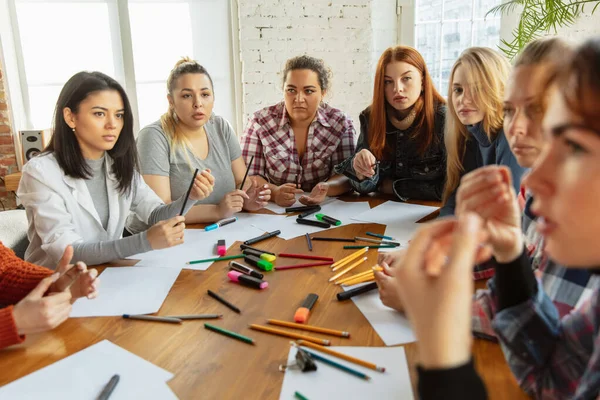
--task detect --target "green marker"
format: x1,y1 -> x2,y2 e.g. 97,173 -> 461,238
204,323 -> 254,345
294,391 -> 309,400
186,254 -> 245,265
343,245 -> 397,249
315,213 -> 341,226
244,255 -> 273,271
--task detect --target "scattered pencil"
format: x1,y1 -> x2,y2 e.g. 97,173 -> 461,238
330,247 -> 368,270
122,314 -> 182,324
305,233 -> 313,251
343,245 -> 396,249
355,236 -> 400,246
291,343 -> 371,380
275,261 -> 333,271
207,290 -> 241,314
165,314 -> 223,320
330,257 -> 368,281
335,266 -> 382,285
249,324 -> 331,346
297,340 -> 385,372
310,237 -> 356,243
279,253 -> 334,262
267,319 -> 350,338
366,231 -> 395,241
294,391 -> 309,400
204,323 -> 254,345
187,254 -> 245,265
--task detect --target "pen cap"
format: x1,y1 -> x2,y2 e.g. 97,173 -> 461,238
227,270 -> 268,289
294,293 -> 318,323
217,239 -> 226,256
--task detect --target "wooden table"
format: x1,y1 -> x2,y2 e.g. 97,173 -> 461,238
0,196 -> 529,399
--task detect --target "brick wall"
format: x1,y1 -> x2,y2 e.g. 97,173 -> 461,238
237,0 -> 376,127
0,64 -> 17,210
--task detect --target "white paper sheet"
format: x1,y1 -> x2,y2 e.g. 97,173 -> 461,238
128,213 -> 275,270
0,340 -> 177,400
279,346 -> 413,400
263,193 -> 335,214
253,200 -> 372,240
344,284 -> 415,346
70,266 -> 181,317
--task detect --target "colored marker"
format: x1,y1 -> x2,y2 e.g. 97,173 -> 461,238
244,230 -> 281,245
316,214 -> 341,226
204,323 -> 254,345
285,205 -> 320,213
97,374 -> 120,400
242,248 -> 277,263
296,218 -> 330,228
366,231 -> 395,241
239,244 -> 276,256
298,206 -> 321,218
227,270 -> 268,290
336,282 -> 378,301
305,233 -> 313,251
244,254 -> 273,271
294,293 -> 318,323
216,239 -> 227,256
187,254 -> 245,265
229,261 -> 264,279
207,289 -> 241,313
205,216 -> 238,232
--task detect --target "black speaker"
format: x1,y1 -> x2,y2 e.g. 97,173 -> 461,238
20,129 -> 51,162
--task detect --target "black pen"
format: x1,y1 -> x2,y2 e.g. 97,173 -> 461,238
240,155 -> 254,190
179,168 -> 199,216
296,218 -> 330,228
207,289 -> 241,313
239,244 -> 276,255
298,206 -> 321,219
243,230 -> 281,245
97,374 -> 119,400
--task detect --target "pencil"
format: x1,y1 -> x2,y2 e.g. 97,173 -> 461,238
335,267 -> 381,285
279,253 -> 334,262
267,319 -> 350,338
297,340 -> 385,372
179,168 -> 199,216
305,233 -> 313,251
204,323 -> 254,345
332,252 -> 367,272
330,247 -> 368,269
249,324 -> 331,346
329,257 -> 367,281
310,237 -> 356,243
342,275 -> 375,286
275,261 -> 332,271
165,314 -> 223,320
187,254 -> 245,264
355,236 -> 400,246
239,155 -> 254,190
207,290 -> 241,313
366,231 -> 395,240
296,346 -> 371,380
122,314 -> 182,324
343,245 -> 397,249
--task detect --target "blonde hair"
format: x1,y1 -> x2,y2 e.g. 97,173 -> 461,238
160,57 -> 213,170
442,47 -> 511,204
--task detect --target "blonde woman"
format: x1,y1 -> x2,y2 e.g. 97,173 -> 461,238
439,47 -> 526,217
127,58 -> 271,233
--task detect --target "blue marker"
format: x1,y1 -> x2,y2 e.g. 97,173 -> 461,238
205,217 -> 238,231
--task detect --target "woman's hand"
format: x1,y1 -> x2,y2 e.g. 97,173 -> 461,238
50,246 -> 99,302
189,169 -> 215,201
273,183 -> 303,207
352,149 -> 377,180
242,177 -> 271,211
147,216 -> 186,250
299,182 -> 328,205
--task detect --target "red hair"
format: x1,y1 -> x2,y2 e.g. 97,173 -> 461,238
369,46 -> 445,159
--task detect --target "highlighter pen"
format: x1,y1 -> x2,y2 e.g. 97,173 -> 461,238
216,239 -> 227,256
205,216 -> 237,232
244,230 -> 281,245
227,270 -> 268,289
244,254 -> 273,271
229,261 -> 264,279
242,248 -> 277,263
296,218 -> 330,228
315,214 -> 341,226
239,244 -> 276,256
294,293 -> 319,323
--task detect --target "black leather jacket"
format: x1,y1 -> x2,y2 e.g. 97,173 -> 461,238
335,104 -> 447,201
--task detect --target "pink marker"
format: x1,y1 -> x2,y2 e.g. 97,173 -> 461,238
227,270 -> 268,290
217,239 -> 226,256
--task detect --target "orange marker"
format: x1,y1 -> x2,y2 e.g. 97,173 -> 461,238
294,293 -> 318,323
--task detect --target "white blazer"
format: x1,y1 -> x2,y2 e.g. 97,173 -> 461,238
17,153 -> 163,268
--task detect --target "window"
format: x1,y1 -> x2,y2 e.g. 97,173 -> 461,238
414,0 -> 501,95
2,0 -> 238,145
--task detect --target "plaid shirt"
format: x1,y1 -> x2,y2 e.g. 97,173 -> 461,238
492,279 -> 600,399
240,102 -> 356,191
472,193 -> 600,339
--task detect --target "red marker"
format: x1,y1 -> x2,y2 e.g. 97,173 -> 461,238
294,293 -> 319,323
217,239 -> 226,256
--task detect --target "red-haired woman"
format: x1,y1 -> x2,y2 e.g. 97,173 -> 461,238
336,46 -> 446,201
